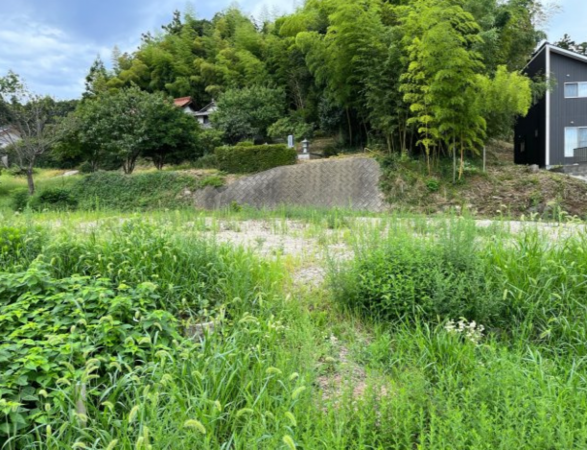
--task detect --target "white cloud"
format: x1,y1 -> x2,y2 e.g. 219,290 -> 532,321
0,14 -> 111,99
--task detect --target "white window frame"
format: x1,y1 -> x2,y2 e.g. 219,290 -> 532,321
564,82 -> 587,99
565,126 -> 587,157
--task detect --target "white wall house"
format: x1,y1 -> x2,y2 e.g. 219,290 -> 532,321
194,101 -> 217,129
173,97 -> 217,129
0,126 -> 20,168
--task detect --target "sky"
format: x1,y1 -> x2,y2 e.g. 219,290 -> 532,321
0,0 -> 584,100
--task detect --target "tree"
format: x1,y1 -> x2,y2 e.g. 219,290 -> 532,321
142,105 -> 201,170
74,87 -> 201,174
477,65 -> 532,140
554,34 -> 587,55
211,86 -> 285,143
400,0 -> 487,178
0,72 -> 65,194
83,57 -> 111,99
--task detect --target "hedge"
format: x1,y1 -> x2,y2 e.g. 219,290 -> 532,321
215,144 -> 298,173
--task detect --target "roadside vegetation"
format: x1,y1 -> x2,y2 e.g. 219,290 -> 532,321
2,209 -> 587,448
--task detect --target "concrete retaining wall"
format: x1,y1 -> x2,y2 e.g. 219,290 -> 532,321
194,157 -> 384,211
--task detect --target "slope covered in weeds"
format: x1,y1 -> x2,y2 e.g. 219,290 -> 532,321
2,212 -> 587,449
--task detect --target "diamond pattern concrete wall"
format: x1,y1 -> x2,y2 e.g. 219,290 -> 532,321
194,157 -> 385,212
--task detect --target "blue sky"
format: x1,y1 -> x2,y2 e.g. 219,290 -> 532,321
0,0 -> 583,100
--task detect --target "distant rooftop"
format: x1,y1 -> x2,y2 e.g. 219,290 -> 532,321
174,97 -> 193,108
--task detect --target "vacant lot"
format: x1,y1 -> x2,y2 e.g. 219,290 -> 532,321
2,209 -> 587,449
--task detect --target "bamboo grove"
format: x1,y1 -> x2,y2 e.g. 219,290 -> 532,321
84,0 -> 545,173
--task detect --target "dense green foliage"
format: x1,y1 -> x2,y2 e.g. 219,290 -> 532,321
215,144 -> 297,173
71,171 -> 202,211
29,188 -> 78,211
0,220 -> 283,445
62,87 -> 201,173
333,218 -> 587,355
2,211 -> 587,448
344,234 -> 489,322
211,86 -> 285,143
73,0 -> 545,167
0,225 -> 45,270
6,171 -> 223,212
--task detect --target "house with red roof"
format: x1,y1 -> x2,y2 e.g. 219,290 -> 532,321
174,97 -> 217,129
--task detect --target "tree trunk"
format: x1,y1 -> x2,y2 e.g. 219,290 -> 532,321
154,155 -> 165,170
459,139 -> 465,181
26,168 -> 35,195
123,157 -> 137,174
452,138 -> 457,184
346,107 -> 353,147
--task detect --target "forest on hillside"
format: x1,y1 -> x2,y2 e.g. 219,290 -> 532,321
0,0 -> 567,192
86,0 -> 547,151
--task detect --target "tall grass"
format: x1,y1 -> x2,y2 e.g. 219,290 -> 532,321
3,212 -> 587,448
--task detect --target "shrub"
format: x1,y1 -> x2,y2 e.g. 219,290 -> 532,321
199,128 -> 226,155
78,161 -> 94,174
333,221 -> 494,324
72,171 -> 200,211
0,225 -> 45,270
343,244 -> 486,321
10,188 -> 30,211
426,178 -> 440,192
0,268 -> 186,437
236,141 -> 255,147
200,174 -> 225,188
192,153 -> 219,169
29,187 -> 78,211
215,144 -> 297,174
268,115 -> 315,141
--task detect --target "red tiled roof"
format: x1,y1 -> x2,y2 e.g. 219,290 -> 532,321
174,96 -> 193,108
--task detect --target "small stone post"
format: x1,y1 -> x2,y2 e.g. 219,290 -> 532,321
299,139 -> 310,160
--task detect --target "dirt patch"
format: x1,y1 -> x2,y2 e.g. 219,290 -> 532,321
316,336 -> 369,404
293,266 -> 327,289
381,142 -> 587,219
316,335 -> 389,408
453,165 -> 587,218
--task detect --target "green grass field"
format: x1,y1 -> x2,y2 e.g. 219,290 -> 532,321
2,209 -> 587,448
0,169 -> 83,209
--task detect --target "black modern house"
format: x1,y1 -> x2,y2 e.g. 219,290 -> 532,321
515,43 -> 587,168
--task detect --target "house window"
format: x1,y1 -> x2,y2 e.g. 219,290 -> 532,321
565,127 -> 587,157
565,82 -> 587,98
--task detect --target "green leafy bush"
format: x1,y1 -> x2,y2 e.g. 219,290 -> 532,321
268,115 -> 314,141
215,144 -> 297,173
342,243 -> 487,321
199,128 -> 226,155
0,267 -> 186,437
72,171 -> 200,211
10,188 -> 30,211
29,187 -> 78,211
78,161 -> 94,174
0,225 -> 45,270
332,219 -> 497,324
192,153 -> 219,169
0,221 -> 282,442
426,178 -> 440,192
200,175 -> 225,188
